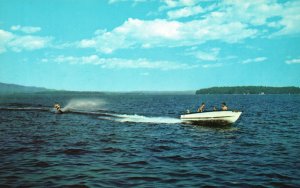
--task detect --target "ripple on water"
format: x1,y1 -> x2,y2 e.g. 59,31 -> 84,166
166,172 -> 211,179
101,147 -> 126,154
255,172 -> 294,180
126,176 -> 163,182
31,139 -> 47,144
268,181 -> 297,187
13,147 -> 32,153
64,184 -> 89,188
115,160 -> 149,168
148,145 -> 173,152
156,154 -> 190,162
74,141 -> 89,146
63,149 -> 90,155
34,161 -> 51,168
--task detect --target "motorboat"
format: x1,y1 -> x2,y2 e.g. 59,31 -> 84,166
180,110 -> 242,125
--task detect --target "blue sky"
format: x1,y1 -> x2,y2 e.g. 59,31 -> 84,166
0,0 -> 300,91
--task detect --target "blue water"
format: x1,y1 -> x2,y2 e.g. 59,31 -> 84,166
0,93 -> 300,187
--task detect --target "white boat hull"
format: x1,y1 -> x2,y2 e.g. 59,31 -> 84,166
180,111 -> 242,125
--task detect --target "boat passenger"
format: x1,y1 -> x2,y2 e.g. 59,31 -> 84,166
197,102 -> 205,112
213,106 -> 218,111
221,102 -> 228,111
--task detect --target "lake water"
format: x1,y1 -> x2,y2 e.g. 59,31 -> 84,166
0,93 -> 300,187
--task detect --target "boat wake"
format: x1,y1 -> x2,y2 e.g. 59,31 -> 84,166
101,114 -> 182,124
1,99 -> 182,124
0,107 -> 49,111
0,106 -> 120,120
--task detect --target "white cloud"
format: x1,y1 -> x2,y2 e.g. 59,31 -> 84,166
162,0 -> 300,36
188,48 -> 220,61
78,18 -> 256,53
202,63 -> 223,68
50,54 -> 193,70
78,1 -> 300,53
213,0 -> 300,36
285,58 -> 300,64
78,18 -> 183,53
51,41 -> 75,49
8,35 -> 52,52
0,28 -> 52,53
10,25 -> 20,31
167,5 -> 203,19
79,39 -> 96,48
218,0 -> 282,26
160,0 -> 199,10
271,1 -> 300,36
11,25 -> 41,34
241,57 -> 267,64
0,29 -> 14,53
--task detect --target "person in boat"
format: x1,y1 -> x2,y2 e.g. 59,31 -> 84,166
197,102 -> 205,112
213,106 -> 218,111
221,102 -> 228,111
54,103 -> 63,113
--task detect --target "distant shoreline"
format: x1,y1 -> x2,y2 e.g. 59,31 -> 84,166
1,82 -> 300,95
196,86 -> 300,95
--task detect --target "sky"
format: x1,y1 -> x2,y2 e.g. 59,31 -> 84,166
0,0 -> 300,91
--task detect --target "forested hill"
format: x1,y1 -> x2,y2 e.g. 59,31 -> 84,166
0,82 -> 49,95
196,86 -> 300,94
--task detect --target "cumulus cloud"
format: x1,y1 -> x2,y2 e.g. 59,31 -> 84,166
188,48 -> 220,61
11,25 -> 41,34
241,57 -> 267,64
216,0 -> 281,26
9,35 -> 52,52
167,5 -> 203,19
160,0 -> 199,10
49,54 -> 194,70
285,58 -> 300,64
0,29 -> 14,53
0,28 -> 52,53
271,1 -> 300,36
77,0 -> 300,54
78,18 -> 256,53
163,0 -> 300,36
209,0 -> 300,36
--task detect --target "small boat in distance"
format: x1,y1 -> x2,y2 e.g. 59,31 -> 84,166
180,111 -> 242,125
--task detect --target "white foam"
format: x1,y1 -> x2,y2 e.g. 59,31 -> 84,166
111,114 -> 182,124
62,99 -> 106,112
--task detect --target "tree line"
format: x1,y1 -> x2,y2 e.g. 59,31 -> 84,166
196,86 -> 300,94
